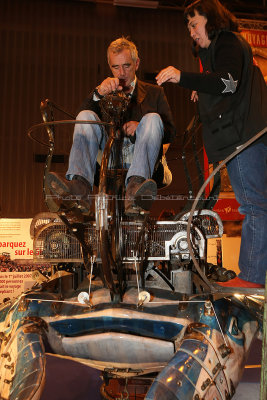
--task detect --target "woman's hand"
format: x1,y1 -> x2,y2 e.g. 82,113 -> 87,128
156,66 -> 181,86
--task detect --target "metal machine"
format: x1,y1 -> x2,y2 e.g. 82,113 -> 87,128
0,96 -> 265,400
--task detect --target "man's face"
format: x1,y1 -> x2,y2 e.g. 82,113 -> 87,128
108,48 -> 140,88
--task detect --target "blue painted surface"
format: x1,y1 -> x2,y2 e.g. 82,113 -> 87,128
10,331 -> 45,400
0,303 -> 11,323
49,316 -> 185,340
0,288 -> 262,400
179,338 -> 208,362
146,346 -> 204,400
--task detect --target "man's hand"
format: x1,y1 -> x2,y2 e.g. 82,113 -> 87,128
191,90 -> 199,102
97,77 -> 123,96
123,121 -> 139,137
156,66 -> 181,86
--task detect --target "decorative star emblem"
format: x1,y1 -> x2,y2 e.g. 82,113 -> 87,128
221,73 -> 238,94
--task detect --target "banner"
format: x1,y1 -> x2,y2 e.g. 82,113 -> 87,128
239,19 -> 267,81
0,271 -> 36,303
241,29 -> 267,48
0,219 -> 51,303
0,218 -> 33,260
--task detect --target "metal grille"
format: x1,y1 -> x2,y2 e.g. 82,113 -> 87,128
180,210 -> 223,238
32,208 -> 223,263
85,223 -> 100,255
33,217 -> 213,263
34,223 -> 82,263
120,221 -> 194,260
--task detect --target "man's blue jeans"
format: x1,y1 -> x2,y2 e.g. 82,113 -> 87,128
66,110 -> 164,187
226,141 -> 267,284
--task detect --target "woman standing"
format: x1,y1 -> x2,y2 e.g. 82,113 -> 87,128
156,0 -> 267,287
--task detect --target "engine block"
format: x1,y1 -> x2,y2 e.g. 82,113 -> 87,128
31,210 -> 223,265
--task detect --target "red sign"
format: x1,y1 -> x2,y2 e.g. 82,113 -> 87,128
241,29 -> 267,48
212,198 -> 244,221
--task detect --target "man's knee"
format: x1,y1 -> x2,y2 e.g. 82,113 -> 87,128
138,113 -> 164,139
76,110 -> 99,121
141,112 -> 162,125
74,110 -> 102,141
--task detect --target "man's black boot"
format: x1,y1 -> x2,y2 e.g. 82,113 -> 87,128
124,175 -> 157,215
47,172 -> 92,214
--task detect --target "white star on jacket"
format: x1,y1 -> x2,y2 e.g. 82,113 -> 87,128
221,73 -> 238,93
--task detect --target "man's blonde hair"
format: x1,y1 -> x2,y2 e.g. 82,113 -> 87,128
107,37 -> 139,64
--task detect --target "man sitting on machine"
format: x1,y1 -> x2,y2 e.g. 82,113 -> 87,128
47,37 -> 176,216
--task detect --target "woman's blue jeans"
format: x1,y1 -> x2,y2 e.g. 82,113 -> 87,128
226,141 -> 267,284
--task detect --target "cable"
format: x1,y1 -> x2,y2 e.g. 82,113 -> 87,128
27,120 -> 113,147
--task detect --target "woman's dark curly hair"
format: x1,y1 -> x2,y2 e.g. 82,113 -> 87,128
184,0 -> 239,40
